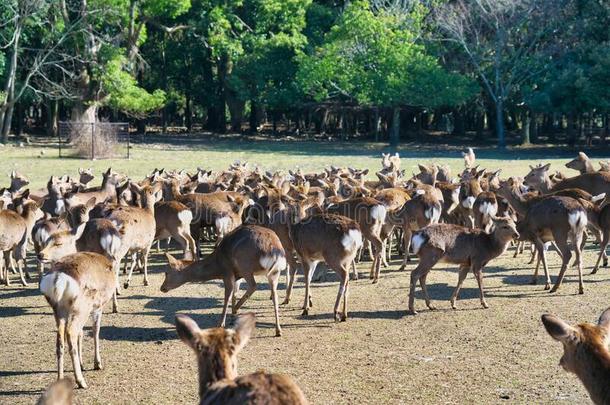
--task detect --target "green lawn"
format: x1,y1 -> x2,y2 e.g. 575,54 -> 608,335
0,138 -> 597,189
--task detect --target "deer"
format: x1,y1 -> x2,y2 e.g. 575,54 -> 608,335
525,163 -> 610,196
0,197 -> 43,286
473,191 -> 498,232
175,313 -> 309,404
289,213 -> 363,321
541,307 -> 610,405
154,200 -> 197,260
161,225 -> 287,337
462,147 -> 476,168
40,252 -> 116,389
65,168 -> 123,206
407,216 -> 519,315
107,183 -> 161,290
516,196 -> 588,293
37,378 -> 74,405
326,197 -> 386,282
393,191 -> 442,271
76,168 -> 95,190
7,170 -> 29,194
591,203 -> 610,274
566,152 -> 596,174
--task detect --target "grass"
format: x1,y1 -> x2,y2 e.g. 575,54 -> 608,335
0,137 -> 606,404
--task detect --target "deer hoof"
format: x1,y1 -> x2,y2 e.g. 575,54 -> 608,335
275,329 -> 282,337
398,265 -> 406,272
451,303 -> 457,310
603,259 -> 608,267
350,274 -> 358,281
481,302 -> 489,309
578,287 -> 584,295
76,379 -> 88,389
406,309 -> 418,316
549,286 -> 558,293
143,280 -> 149,287
280,299 -> 289,306
427,305 -> 437,311
591,268 -> 599,275
123,282 -> 129,289
544,284 -> 551,291
301,309 -> 309,317
94,361 -> 103,370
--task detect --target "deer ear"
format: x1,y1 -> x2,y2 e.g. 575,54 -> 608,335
541,314 -> 577,342
597,307 -> 610,331
226,194 -> 236,203
542,163 -> 551,172
578,151 -> 588,160
232,313 -> 255,353
175,314 -> 202,350
165,253 -> 186,270
85,197 -> 96,209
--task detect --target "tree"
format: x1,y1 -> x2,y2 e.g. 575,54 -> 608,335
298,1 -> 475,145
436,0 -> 563,148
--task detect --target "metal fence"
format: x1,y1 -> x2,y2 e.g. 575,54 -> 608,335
58,121 -> 131,159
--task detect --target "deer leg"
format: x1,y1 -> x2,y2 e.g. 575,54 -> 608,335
380,241 -> 389,268
142,247 -> 151,286
398,228 -> 412,271
350,259 -> 358,281
123,252 -> 138,289
534,239 -> 551,290
528,244 -> 537,265
0,255 -> 4,285
267,268 -> 282,337
370,235 -> 383,283
419,272 -> 435,311
407,249 -> 441,315
3,253 -> 12,286
592,230 -> 608,274
301,259 -> 317,316
513,241 -> 520,258
56,316 -> 66,380
328,259 -> 349,322
233,274 -> 257,313
282,256 -> 299,305
67,322 -> 87,389
572,230 -> 585,294
473,265 -> 489,309
220,276 -> 235,328
92,309 -> 103,370
549,237 -> 572,294
451,264 -> 470,309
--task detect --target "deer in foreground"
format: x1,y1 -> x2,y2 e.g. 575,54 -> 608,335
542,308 -> 610,405
37,378 -> 74,405
407,217 -> 519,315
161,225 -> 287,336
289,213 -> 363,321
176,313 -> 309,404
40,252 -> 116,389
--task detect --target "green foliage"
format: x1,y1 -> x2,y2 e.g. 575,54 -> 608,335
297,1 -> 475,108
100,56 -> 166,116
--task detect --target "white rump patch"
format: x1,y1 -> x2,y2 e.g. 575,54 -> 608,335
415,189 -> 426,196
40,272 -> 79,306
568,211 -> 587,229
55,199 -> 65,215
35,227 -> 50,245
411,233 -> 426,255
100,233 -> 122,258
259,255 -> 287,271
479,201 -> 497,216
341,229 -> 363,251
215,216 -> 231,234
177,209 -> 193,224
462,196 -> 476,209
370,204 -> 387,222
592,193 -> 606,203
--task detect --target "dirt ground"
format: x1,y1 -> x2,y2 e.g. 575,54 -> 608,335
1,241 -> 606,404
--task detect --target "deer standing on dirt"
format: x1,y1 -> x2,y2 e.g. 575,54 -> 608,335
525,163 -> 610,196
176,313 -> 309,404
407,217 -> 519,315
40,252 -> 116,389
0,197 -> 42,286
542,308 -> 610,405
161,225 -> 287,336
289,213 -> 362,321
154,200 -> 197,260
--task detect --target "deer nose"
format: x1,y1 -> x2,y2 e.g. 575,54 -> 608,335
513,231 -> 520,239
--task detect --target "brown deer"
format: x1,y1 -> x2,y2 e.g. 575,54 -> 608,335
393,191 -> 442,271
289,213 -> 362,321
566,152 -> 595,174
525,163 -> 610,196
8,170 -> 29,194
175,313 -> 309,404
462,147 -> 476,168
541,308 -> 610,405
161,225 -> 287,336
591,203 -> 610,274
65,168 -> 123,206
473,191 -> 498,232
37,378 -> 74,405
40,252 -> 116,389
516,196 -> 588,293
0,197 -> 42,286
407,217 -> 519,315
107,183 -> 160,289
326,197 -> 386,282
154,200 -> 197,260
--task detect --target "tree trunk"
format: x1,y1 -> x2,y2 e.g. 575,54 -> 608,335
374,108 -> 380,142
185,95 -> 192,132
47,99 -> 59,137
389,106 -> 400,146
495,98 -> 506,148
249,100 -> 258,134
521,109 -> 531,145
2,102 -> 16,141
530,111 -> 538,144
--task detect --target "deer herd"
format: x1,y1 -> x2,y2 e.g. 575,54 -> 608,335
3,149 -> 610,403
